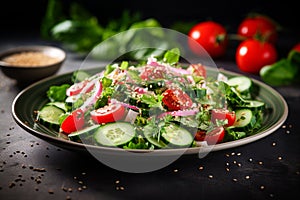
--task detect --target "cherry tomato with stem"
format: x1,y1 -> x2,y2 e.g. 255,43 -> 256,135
237,14 -> 278,43
188,21 -> 228,58
236,39 -> 277,74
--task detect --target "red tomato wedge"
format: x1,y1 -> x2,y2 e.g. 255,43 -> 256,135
90,103 -> 125,124
61,109 -> 85,134
66,80 -> 94,96
211,108 -> 236,126
162,88 -> 193,111
187,63 -> 207,78
194,126 -> 225,145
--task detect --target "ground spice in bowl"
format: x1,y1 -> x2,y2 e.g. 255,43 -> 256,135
2,51 -> 61,67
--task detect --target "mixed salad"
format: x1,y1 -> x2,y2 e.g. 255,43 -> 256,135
36,48 -> 266,149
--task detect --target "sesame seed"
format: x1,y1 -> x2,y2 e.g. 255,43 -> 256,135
278,156 -> 282,160
208,175 -> 213,179
260,185 -> 265,190
232,178 -> 238,182
245,175 -> 250,179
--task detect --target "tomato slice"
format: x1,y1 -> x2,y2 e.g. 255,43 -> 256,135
90,103 -> 125,124
66,80 -> 94,96
211,108 -> 236,126
162,88 -> 193,111
61,109 -> 85,134
140,65 -> 165,81
187,63 -> 207,78
194,126 -> 225,145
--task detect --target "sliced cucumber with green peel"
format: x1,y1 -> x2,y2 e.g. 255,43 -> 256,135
94,122 -> 136,147
227,76 -> 252,93
143,124 -> 167,148
68,124 -> 100,142
47,102 -> 68,112
233,109 -> 256,130
37,105 -> 65,131
161,123 -> 194,148
243,100 -> 265,111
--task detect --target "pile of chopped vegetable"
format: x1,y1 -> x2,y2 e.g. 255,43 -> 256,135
37,49 -> 266,149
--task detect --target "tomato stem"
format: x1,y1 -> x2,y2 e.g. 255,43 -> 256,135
227,34 -> 247,41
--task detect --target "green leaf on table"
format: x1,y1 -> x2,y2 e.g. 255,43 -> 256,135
260,59 -> 299,86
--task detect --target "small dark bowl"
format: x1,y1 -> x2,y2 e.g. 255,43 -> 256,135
0,45 -> 66,84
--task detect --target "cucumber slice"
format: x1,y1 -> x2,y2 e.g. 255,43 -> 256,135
94,122 -> 136,147
227,76 -> 252,93
37,105 -> 65,131
68,124 -> 100,142
161,123 -> 194,147
143,124 -> 167,148
233,109 -> 256,129
47,102 -> 68,112
243,100 -> 265,111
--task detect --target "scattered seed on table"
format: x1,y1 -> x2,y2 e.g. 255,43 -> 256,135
198,166 -> 204,170
48,189 -> 54,194
245,175 -> 250,180
173,169 -> 178,173
208,174 -> 213,179
78,187 -> 82,192
8,182 -> 16,188
260,185 -> 265,190
66,195 -> 72,200
232,178 -> 238,182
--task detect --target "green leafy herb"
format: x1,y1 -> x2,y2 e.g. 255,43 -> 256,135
47,84 -> 70,102
260,50 -> 300,86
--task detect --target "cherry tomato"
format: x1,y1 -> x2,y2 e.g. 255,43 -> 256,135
61,109 -> 85,134
291,43 -> 300,53
90,103 -> 125,124
237,15 -> 278,43
194,126 -> 225,145
66,80 -> 94,96
162,88 -> 193,111
236,39 -> 277,74
188,21 -> 228,58
211,108 -> 236,126
187,63 -> 207,78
